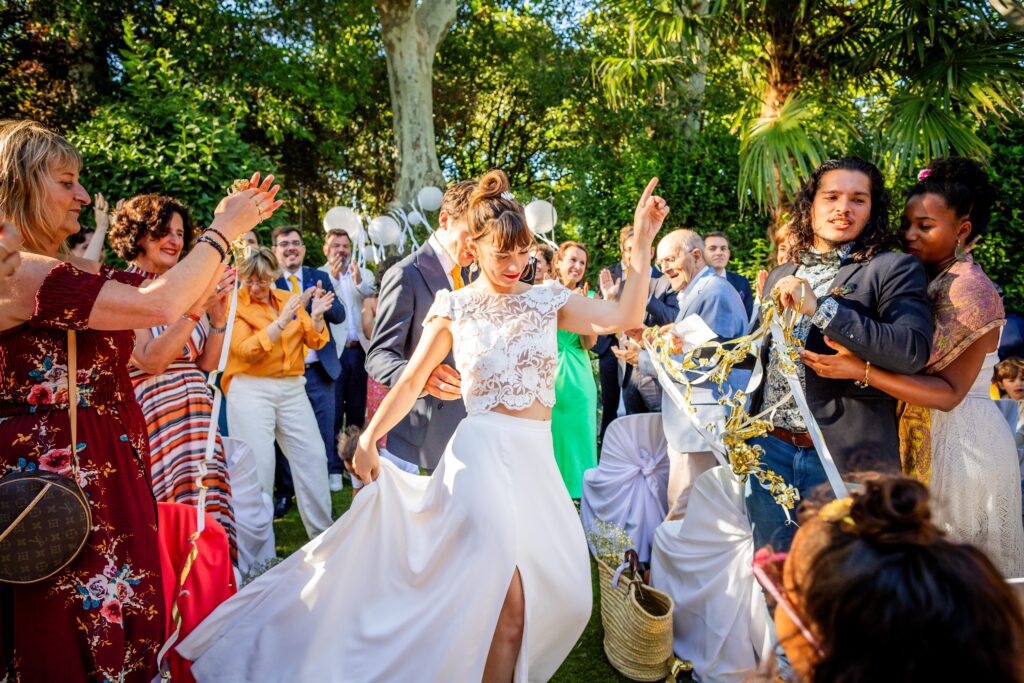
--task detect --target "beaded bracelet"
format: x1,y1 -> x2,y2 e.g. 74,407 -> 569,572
209,322 -> 227,334
182,312 -> 202,324
196,234 -> 227,262
205,227 -> 231,250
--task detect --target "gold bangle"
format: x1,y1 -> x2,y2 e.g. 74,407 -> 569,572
855,360 -> 871,388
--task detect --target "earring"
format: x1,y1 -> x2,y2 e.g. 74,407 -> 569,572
469,259 -> 479,274
955,240 -> 968,262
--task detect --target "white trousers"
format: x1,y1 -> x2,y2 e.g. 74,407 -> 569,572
666,448 -> 717,521
227,374 -> 332,538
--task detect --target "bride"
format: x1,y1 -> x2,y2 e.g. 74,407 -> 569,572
178,169 -> 670,682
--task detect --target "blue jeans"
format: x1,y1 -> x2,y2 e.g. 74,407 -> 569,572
744,434 -> 830,552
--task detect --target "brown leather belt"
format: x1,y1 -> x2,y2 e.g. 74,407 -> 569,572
769,427 -> 814,449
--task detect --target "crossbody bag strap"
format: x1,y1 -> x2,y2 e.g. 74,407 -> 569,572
68,330 -> 80,478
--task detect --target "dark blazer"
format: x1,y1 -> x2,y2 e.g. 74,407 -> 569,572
365,241 -> 466,469
750,250 -> 934,473
725,270 -> 755,318
276,266 -> 346,380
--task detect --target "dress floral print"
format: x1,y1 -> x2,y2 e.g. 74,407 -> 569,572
1,263 -> 164,682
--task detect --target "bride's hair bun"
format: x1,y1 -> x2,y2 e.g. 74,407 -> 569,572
912,157 -> 995,239
465,168 -> 533,252
849,477 -> 939,546
470,169 -> 510,208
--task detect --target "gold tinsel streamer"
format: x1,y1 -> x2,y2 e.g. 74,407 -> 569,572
642,290 -> 802,512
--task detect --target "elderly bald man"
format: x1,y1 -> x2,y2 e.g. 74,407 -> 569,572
615,229 -> 749,520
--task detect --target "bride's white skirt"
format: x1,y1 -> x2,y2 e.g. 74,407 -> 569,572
178,412 -> 592,682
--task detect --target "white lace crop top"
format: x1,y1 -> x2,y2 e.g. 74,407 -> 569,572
423,281 -> 575,415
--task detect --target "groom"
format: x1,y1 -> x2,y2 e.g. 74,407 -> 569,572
365,181 -> 477,471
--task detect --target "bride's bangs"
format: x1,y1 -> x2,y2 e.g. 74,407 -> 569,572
488,210 -> 534,252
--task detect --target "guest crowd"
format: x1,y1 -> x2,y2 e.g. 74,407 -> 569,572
1,117 -> 1022,683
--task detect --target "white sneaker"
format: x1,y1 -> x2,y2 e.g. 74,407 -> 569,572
329,473 -> 344,492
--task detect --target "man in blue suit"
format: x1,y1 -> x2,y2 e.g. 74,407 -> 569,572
618,229 -> 749,521
271,225 -> 346,514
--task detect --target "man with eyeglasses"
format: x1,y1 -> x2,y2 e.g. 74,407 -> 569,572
615,229 -> 749,521
270,225 -> 346,517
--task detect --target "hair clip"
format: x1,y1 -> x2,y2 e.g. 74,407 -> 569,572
819,497 -> 855,529
501,191 -> 516,201
917,168 -> 933,181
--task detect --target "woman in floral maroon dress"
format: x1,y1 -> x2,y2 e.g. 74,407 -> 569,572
0,119 -> 281,681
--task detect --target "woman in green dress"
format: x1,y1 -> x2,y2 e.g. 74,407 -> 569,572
551,241 -> 598,497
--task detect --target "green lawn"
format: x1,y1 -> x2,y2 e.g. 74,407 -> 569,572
272,486 -> 652,681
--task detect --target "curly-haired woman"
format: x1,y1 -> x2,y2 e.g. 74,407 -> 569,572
109,194 -> 238,559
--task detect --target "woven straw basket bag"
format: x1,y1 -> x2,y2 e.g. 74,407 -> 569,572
597,549 -> 675,681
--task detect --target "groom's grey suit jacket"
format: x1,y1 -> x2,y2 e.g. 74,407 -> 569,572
365,241 -> 466,470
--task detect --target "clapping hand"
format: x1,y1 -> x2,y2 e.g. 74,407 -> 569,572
302,280 -> 324,305
213,172 -> 283,240
632,178 -> 670,245
329,254 -> 344,279
599,268 -> 621,300
310,288 -> 336,320
576,282 -> 590,298
277,294 -> 303,327
93,193 -> 112,231
349,259 -> 362,286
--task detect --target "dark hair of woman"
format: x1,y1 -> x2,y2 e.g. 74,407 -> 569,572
108,194 -> 195,261
906,157 -> 995,242
785,157 -> 897,263
799,477 -> 1024,683
466,169 -> 534,252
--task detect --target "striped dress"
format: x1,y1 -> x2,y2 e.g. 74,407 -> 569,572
127,265 -> 237,559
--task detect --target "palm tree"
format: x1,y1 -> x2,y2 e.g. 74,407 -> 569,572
596,0 -> 1024,218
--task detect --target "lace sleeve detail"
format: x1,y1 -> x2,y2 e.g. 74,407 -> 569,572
532,281 -> 573,313
423,288 -> 455,326
30,262 -> 107,331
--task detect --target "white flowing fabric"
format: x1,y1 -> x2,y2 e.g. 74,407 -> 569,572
580,413 -> 669,562
178,412 -> 591,681
929,352 -> 1024,577
221,437 -> 276,577
650,466 -> 772,683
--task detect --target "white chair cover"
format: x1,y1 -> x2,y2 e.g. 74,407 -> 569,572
580,413 -> 669,562
222,437 -> 277,576
650,466 -> 772,683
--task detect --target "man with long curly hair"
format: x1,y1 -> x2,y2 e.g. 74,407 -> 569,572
746,157 -> 934,553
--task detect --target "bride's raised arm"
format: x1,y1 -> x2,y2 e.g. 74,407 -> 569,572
558,177 -> 669,336
354,314 -> 454,483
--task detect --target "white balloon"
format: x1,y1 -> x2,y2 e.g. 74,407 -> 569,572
525,200 -> 557,234
368,215 -> 402,246
323,206 -> 363,237
407,210 -> 424,226
417,186 -> 444,212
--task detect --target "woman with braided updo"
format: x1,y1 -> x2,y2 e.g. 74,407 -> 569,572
801,158 -> 1023,577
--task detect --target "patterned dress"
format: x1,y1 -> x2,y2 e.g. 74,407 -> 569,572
126,265 -> 236,560
0,263 -> 163,682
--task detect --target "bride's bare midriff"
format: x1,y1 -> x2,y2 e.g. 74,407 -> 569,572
490,400 -> 553,422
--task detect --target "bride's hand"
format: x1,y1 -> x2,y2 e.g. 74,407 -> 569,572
352,436 -> 381,485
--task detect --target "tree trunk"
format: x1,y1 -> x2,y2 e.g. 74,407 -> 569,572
376,0 -> 456,206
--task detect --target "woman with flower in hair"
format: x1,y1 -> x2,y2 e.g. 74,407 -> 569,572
0,119 -> 279,682
802,158 -> 1024,576
179,169 -> 670,682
